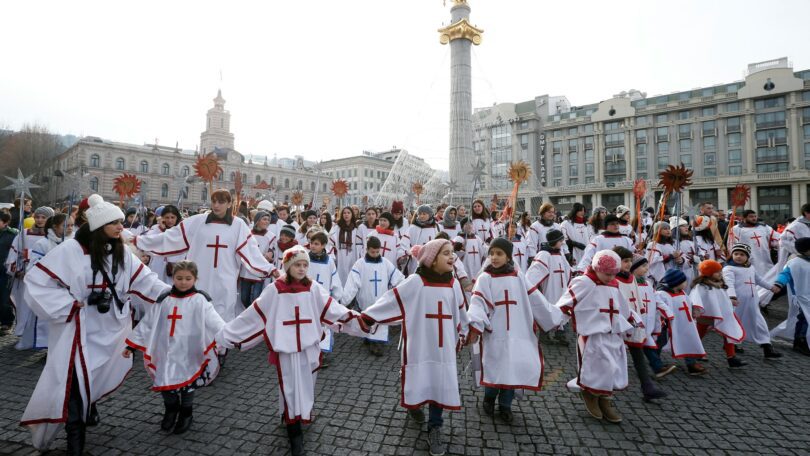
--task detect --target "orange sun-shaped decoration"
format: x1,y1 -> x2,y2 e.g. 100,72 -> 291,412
331,179 -> 349,198
112,173 -> 141,200
193,153 -> 223,183
234,171 -> 244,196
633,178 -> 647,198
411,182 -> 424,196
730,184 -> 751,207
291,191 -> 304,206
507,161 -> 532,185
253,180 -> 271,190
657,164 -> 693,193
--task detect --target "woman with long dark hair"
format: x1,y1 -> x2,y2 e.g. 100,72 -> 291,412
561,202 -> 590,265
331,207 -> 360,284
21,194 -> 170,455
144,205 -> 185,285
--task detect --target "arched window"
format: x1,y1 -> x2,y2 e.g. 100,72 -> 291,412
297,180 -> 303,190
202,187 -> 208,201
242,173 -> 247,183
162,163 -> 170,175
90,177 -> 99,191
161,183 -> 169,198
255,174 -> 262,184
140,161 -> 149,173
90,154 -> 100,168
284,179 -> 290,188
182,166 -> 190,177
217,171 -> 224,182
310,182 -> 315,191
270,176 -> 276,186
230,171 -> 236,182
116,157 -> 125,170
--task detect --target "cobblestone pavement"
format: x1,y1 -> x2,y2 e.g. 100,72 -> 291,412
1,296 -> 807,456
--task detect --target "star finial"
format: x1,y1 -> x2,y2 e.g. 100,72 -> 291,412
3,169 -> 40,198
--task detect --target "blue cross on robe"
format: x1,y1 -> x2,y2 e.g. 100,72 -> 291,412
370,270 -> 382,296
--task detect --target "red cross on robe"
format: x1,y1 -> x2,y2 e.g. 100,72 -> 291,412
599,298 -> 618,326
206,235 -> 229,268
494,290 -> 518,331
743,278 -> 756,297
425,300 -> 453,347
749,232 -> 762,248
678,302 -> 692,322
167,306 -> 183,337
283,305 -> 313,352
552,266 -> 566,288
380,241 -> 392,256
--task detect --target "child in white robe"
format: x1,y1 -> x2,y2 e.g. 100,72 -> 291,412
613,249 -> 667,402
507,222 -> 529,272
361,239 -> 468,456
306,229 -> 342,359
216,246 -> 366,456
342,236 -> 404,355
526,228 -> 571,346
576,214 -> 634,272
689,260 -> 747,369
646,221 -> 682,287
368,212 -> 406,267
467,237 -> 562,423
655,268 -> 707,375
671,217 -> 696,291
274,224 -> 299,269
124,261 -> 225,434
460,217 -> 486,282
555,250 -> 633,424
723,243 -> 783,359
404,205 -> 440,275
332,207 -> 362,285
142,205 -> 186,285
238,211 -> 275,310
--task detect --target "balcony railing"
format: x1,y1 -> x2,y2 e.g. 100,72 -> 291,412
726,124 -> 741,133
756,120 -> 786,129
636,136 -> 647,144
678,131 -> 692,140
605,140 -> 624,147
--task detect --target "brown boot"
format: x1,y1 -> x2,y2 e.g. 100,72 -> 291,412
580,391 -> 602,419
598,396 -> 622,424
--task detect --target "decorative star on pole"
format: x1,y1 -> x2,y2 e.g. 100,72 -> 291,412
3,169 -> 40,198
61,170 -> 92,198
468,159 -> 487,181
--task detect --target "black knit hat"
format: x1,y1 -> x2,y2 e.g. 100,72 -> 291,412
796,237 -> 810,254
546,229 -> 564,246
489,237 -> 513,260
379,211 -> 395,226
604,214 -> 620,226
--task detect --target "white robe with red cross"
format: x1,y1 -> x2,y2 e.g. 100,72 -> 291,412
461,234 -> 486,282
555,271 -> 633,395
689,284 -> 745,343
468,269 -> 562,391
646,242 -> 677,285
657,290 -> 705,358
527,220 -> 568,258
361,274 -> 469,410
525,250 -> 571,305
21,240 -> 169,450
471,217 -> 492,245
216,279 -> 365,424
342,257 -> 404,343
511,237 -> 529,272
561,219 -> 590,265
134,213 -> 276,322
403,223 -> 439,275
576,233 -> 634,272
141,225 -> 187,285
729,223 -> 779,277
239,229 -> 276,283
366,226 -> 406,267
126,290 -> 225,391
615,275 -> 656,348
722,264 -> 773,344
5,229 -> 46,342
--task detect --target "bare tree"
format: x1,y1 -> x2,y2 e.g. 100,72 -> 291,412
0,124 -> 68,205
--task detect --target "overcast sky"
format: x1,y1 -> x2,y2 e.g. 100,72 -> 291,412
2,0 -> 808,170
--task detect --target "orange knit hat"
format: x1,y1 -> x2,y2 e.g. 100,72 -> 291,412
698,259 -> 723,277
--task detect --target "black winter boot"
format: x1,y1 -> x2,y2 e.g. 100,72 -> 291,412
641,379 -> 667,402
762,343 -> 783,360
287,421 -> 304,456
86,403 -> 100,427
161,403 -> 180,431
793,337 -> 810,356
65,422 -> 86,456
482,396 -> 495,416
173,406 -> 193,434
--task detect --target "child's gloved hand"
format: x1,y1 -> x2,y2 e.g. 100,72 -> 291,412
122,348 -> 131,358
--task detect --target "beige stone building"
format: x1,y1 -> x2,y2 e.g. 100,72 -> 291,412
473,58 -> 810,224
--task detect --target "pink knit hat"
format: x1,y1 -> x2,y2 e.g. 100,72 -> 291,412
411,239 -> 452,268
591,250 -> 621,275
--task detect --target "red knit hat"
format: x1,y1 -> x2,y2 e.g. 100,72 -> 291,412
698,259 -> 723,277
391,200 -> 404,214
78,197 -> 90,211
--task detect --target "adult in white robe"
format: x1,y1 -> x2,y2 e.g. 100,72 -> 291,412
728,220 -> 779,277
134,211 -> 275,322
21,231 -> 169,451
576,232 -> 634,272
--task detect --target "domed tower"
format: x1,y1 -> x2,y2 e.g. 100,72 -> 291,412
200,89 -> 235,155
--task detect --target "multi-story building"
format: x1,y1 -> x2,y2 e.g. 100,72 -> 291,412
319,150 -> 396,207
473,58 -> 810,224
48,90 -> 325,210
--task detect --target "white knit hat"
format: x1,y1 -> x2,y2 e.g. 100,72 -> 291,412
85,194 -> 125,231
616,205 -> 631,218
257,200 -> 275,212
281,245 -> 309,272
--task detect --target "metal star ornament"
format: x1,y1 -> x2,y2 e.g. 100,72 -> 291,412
61,170 -> 92,198
3,169 -> 40,198
468,159 -> 487,181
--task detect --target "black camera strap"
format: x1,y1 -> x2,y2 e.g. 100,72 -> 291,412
93,262 -> 125,313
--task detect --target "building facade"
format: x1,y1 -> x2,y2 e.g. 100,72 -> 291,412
47,91 -> 325,210
473,58 -> 810,224
319,151 -> 395,207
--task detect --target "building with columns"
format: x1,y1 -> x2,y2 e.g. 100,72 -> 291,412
473,58 -> 810,224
